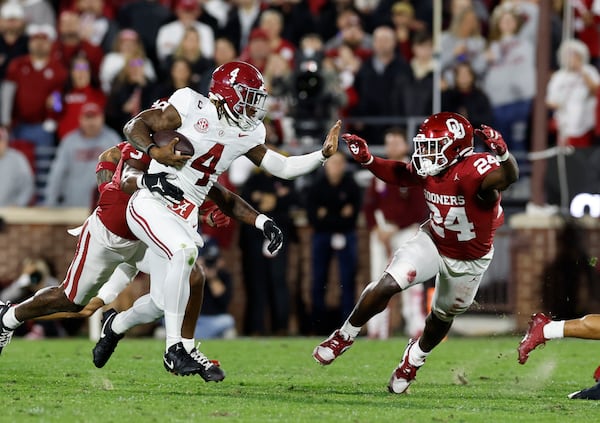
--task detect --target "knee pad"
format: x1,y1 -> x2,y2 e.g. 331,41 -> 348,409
387,261 -> 418,290
172,247 -> 198,270
431,301 -> 471,322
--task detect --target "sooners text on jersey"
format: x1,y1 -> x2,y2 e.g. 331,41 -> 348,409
421,152 -> 503,260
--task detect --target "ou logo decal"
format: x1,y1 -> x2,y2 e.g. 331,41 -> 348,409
446,118 -> 465,139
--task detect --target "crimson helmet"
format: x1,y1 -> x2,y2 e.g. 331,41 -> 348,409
411,112 -> 474,177
209,61 -> 268,131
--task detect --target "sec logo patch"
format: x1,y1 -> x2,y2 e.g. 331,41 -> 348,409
194,118 -> 209,133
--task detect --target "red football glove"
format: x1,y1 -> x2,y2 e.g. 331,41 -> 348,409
200,204 -> 231,228
342,133 -> 373,164
474,124 -> 508,158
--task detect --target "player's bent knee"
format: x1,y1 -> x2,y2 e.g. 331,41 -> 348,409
387,262 -> 419,290
189,263 -> 205,289
431,302 -> 470,322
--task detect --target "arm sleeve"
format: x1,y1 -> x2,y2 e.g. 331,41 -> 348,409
364,156 -> 420,186
259,149 -> 326,180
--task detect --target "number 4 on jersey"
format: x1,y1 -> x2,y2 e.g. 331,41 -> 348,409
191,144 -> 224,186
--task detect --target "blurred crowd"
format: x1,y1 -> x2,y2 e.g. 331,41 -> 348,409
1,0 -> 600,336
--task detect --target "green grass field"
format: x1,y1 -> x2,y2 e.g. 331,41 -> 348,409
2,336 -> 599,422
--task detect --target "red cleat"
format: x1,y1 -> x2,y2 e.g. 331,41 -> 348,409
312,330 -> 354,365
388,338 -> 422,394
518,313 -> 552,364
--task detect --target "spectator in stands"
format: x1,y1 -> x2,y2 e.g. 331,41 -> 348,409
262,53 -> 293,142
20,0 -> 56,27
266,0 -> 314,47
0,256 -> 62,339
324,9 -> 372,61
0,1 -> 28,80
115,0 -> 172,68
160,26 -> 214,86
390,1 -> 418,62
74,0 -> 119,53
99,28 -> 156,94
292,34 -> 347,142
330,43 -> 361,117
221,0 -> 263,55
238,150 -> 299,336
0,127 -> 34,206
404,30 -> 434,118
440,6 -> 487,84
547,39 -> 600,148
239,28 -> 271,73
1,23 -> 68,201
149,58 -> 200,104
351,25 -> 411,144
306,151 -> 361,335
195,36 -> 237,94
362,128 -> 428,339
482,4 -> 535,159
1,257 -> 58,304
45,102 -> 120,207
155,0 -> 215,62
56,55 -> 106,140
572,0 -> 600,69
194,238 -> 236,339
257,9 -> 295,67
442,61 -> 493,130
105,56 -> 154,136
51,10 -> 105,80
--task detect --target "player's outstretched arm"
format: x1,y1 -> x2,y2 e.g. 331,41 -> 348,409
207,183 -> 283,254
246,120 -> 342,180
123,105 -> 190,168
476,124 -> 519,193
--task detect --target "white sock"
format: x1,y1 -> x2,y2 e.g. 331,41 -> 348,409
340,321 -> 361,339
163,249 -> 194,352
182,338 -> 195,353
2,307 -> 22,330
112,294 -> 162,335
543,320 -> 565,339
408,340 -> 429,367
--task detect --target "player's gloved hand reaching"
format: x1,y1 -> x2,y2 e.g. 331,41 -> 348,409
200,204 -> 231,228
475,124 -> 509,161
262,219 -> 284,255
342,133 -> 373,165
140,172 -> 184,204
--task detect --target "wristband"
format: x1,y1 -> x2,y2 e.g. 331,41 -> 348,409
95,161 -> 117,174
254,214 -> 269,230
319,152 -> 328,164
363,155 -> 374,166
497,151 -> 510,162
140,143 -> 157,155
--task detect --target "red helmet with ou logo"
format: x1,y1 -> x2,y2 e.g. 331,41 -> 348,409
209,61 -> 268,131
411,112 -> 474,177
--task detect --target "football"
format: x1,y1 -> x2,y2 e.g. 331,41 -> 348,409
152,130 -> 194,156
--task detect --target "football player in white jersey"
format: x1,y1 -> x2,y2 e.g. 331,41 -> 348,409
120,61 -> 340,376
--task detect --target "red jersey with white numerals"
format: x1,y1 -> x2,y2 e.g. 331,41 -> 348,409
96,142 -> 150,240
365,152 -> 503,260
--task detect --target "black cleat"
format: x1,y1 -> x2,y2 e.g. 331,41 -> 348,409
92,309 -> 124,368
0,301 -> 14,356
163,342 -> 225,382
568,382 -> 600,400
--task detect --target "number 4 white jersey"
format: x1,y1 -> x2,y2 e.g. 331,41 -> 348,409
421,152 -> 503,260
148,87 -> 266,207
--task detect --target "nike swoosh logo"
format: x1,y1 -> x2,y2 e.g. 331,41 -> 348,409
100,318 -> 110,339
164,357 -> 175,370
238,133 -> 249,138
